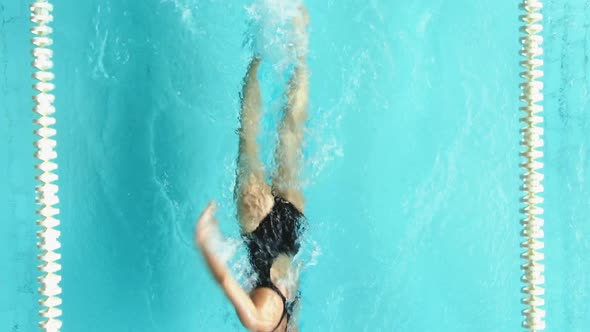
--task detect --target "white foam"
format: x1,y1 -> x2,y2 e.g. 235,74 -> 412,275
245,0 -> 307,73
205,229 -> 241,264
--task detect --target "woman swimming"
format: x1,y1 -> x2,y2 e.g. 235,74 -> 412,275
194,7 -> 309,332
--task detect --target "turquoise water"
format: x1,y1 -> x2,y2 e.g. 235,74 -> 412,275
2,0 -> 590,331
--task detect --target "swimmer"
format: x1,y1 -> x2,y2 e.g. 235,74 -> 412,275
195,6 -> 309,332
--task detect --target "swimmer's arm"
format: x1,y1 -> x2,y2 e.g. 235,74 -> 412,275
195,202 -> 278,332
198,241 -> 263,329
220,271 -> 281,331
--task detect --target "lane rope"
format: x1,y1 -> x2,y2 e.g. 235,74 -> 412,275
518,1 -> 546,331
31,1 -> 63,331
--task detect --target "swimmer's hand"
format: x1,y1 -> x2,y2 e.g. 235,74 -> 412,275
195,201 -> 219,249
195,201 -> 227,283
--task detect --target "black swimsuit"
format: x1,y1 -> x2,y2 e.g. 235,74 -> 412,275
245,195 -> 305,331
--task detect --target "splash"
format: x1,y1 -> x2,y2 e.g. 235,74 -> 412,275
245,0 -> 307,73
160,0 -> 203,36
206,230 -> 242,265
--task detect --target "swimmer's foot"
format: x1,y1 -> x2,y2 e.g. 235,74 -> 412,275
293,5 -> 309,30
292,5 -> 309,61
246,56 -> 262,76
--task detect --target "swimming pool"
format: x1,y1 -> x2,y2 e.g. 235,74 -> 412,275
1,0 -> 590,331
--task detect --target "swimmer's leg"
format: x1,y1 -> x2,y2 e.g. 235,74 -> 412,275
271,9 -> 309,213
236,58 -> 273,233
